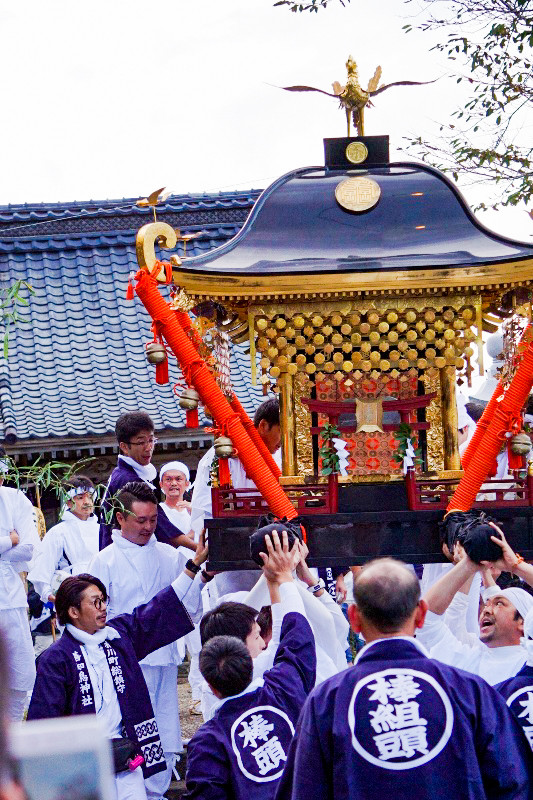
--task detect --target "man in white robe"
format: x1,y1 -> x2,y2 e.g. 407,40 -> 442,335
89,481 -> 207,800
158,461 -> 195,549
159,461 -> 202,714
190,398 -> 282,597
29,475 -> 99,608
0,453 -> 40,720
417,546 -> 533,684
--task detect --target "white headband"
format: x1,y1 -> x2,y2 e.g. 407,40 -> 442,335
66,486 -> 95,499
159,461 -> 190,482
500,588 -> 533,622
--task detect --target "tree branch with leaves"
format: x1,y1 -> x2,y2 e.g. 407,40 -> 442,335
1,280 -> 34,357
402,0 -> 533,211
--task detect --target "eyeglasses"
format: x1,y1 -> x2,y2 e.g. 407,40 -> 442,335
90,597 -> 107,610
128,437 -> 158,447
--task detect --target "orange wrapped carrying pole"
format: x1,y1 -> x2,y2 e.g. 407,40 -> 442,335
447,327 -> 533,513
461,381 -> 504,470
134,269 -> 297,521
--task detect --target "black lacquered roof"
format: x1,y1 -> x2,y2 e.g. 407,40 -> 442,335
177,164 -> 533,275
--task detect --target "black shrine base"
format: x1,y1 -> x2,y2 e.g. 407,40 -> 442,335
206,483 -> 533,570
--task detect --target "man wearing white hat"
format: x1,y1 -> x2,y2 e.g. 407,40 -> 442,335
159,461 -> 203,715
0,449 -> 40,720
158,461 -> 196,555
417,525 -> 533,685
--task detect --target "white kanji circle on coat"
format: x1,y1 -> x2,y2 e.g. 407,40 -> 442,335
230,705 -> 295,783
505,684 -> 533,749
348,668 -> 454,770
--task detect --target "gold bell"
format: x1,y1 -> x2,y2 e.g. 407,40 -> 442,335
145,342 -> 167,365
214,435 -> 235,459
179,388 -> 200,411
510,432 -> 532,455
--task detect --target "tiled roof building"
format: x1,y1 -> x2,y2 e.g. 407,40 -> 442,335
0,190 -> 262,490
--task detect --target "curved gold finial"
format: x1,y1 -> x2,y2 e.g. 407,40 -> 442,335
135,222 -> 179,282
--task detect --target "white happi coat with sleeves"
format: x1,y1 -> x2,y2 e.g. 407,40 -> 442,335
29,509 -> 99,602
417,592 -> 526,685
190,446 -> 282,536
0,485 -> 40,693
88,532 -> 192,666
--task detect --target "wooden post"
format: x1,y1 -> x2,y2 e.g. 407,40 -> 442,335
440,366 -> 461,471
280,371 -> 296,476
328,473 -> 339,513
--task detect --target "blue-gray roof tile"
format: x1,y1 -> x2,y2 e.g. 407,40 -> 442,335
0,191 -> 264,444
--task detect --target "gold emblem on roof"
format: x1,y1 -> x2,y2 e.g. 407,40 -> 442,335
335,176 -> 381,212
346,141 -> 369,165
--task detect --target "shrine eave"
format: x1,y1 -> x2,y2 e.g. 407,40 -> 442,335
172,257 -> 533,301
169,162 -> 533,300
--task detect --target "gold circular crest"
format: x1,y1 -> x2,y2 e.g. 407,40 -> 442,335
345,141 -> 368,165
335,177 -> 381,212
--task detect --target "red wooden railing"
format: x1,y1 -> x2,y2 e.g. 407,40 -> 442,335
212,478 -> 337,518
405,467 -> 533,511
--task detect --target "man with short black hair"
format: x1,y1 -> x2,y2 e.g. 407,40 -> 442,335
200,602 -> 260,651
99,412 -> 192,550
190,398 -> 282,596
199,636 -> 253,699
276,557 -> 532,800
90,480 -> 208,800
183,531 -> 316,800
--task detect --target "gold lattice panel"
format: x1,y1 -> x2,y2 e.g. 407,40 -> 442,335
252,297 -> 479,386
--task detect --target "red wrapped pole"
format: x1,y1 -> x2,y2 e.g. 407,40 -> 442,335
447,332 -> 533,512
134,270 -> 297,521
230,393 -> 282,480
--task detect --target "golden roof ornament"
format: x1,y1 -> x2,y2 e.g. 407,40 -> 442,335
283,55 -> 435,136
136,187 -> 172,222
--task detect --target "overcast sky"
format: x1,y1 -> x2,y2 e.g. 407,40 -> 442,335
0,0 -> 530,241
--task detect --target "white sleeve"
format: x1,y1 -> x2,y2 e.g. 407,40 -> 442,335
172,571 -> 204,623
13,491 -> 40,548
317,590 -> 350,647
1,542 -> 34,563
253,583 -> 305,679
28,526 -> 65,602
0,535 -> 12,555
10,490 -> 40,570
443,592 -> 480,647
242,574 -> 270,611
416,607 -> 484,668
190,451 -> 214,536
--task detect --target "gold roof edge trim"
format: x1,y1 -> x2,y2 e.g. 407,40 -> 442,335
172,258 -> 533,299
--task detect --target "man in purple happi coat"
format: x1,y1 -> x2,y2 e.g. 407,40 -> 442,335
183,530 -> 316,800
275,558 -> 532,800
99,411 -> 195,550
497,606 -> 533,752
27,550 -> 206,800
